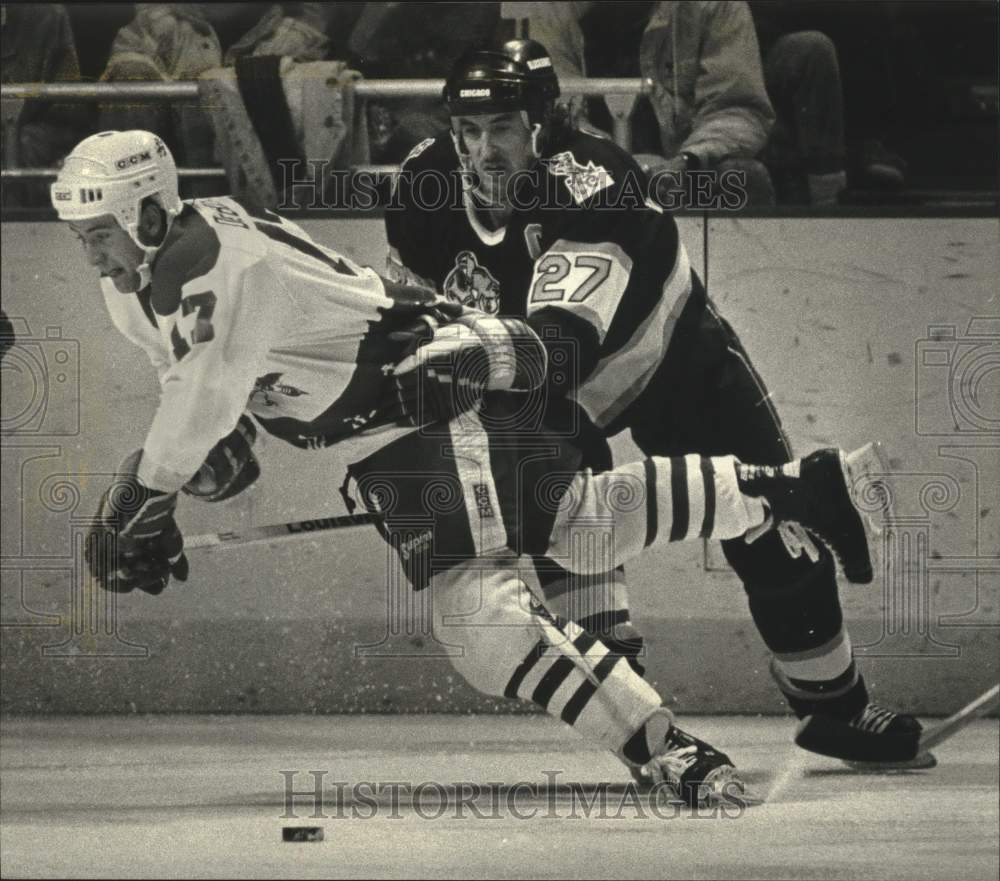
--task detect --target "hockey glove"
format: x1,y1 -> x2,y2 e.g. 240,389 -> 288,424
387,313 -> 548,427
182,415 -> 260,503
85,450 -> 188,595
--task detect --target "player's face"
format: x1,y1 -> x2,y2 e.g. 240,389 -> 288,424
453,111 -> 535,204
68,216 -> 145,293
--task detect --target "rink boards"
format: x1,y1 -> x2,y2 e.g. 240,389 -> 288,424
1,216 -> 997,714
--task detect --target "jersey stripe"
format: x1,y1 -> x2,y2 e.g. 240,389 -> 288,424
572,243 -> 692,428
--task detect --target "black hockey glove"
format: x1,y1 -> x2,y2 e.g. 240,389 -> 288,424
182,415 -> 260,503
386,313 -> 548,427
85,451 -> 188,595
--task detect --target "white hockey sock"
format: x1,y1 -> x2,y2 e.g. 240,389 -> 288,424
504,613 -> 667,758
547,454 -> 767,574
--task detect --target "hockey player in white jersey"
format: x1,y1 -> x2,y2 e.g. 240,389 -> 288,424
51,131 -> 917,806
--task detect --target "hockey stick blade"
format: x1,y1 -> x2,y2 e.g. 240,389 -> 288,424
918,683 -> 999,753
186,512 -> 383,551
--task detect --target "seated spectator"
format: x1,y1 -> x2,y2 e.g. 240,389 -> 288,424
99,3 -> 331,196
514,1 -> 778,207
750,1 -> 907,198
347,2 -> 501,163
1,3 -> 91,207
757,27 -> 848,205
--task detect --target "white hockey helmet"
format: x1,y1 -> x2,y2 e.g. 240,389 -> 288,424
50,130 -> 182,250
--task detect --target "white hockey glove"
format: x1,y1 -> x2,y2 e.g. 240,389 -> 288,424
387,312 -> 548,426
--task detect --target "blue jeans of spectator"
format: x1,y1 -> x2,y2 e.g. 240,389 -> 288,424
763,31 -> 846,201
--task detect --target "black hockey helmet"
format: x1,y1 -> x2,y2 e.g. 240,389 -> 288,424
443,38 -> 561,129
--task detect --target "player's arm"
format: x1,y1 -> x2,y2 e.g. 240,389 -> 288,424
86,260 -> 286,595
138,259 -> 289,494
525,164 -> 688,399
387,304 -> 548,427
684,1 -> 775,164
384,140 -> 445,291
525,216 -> 638,397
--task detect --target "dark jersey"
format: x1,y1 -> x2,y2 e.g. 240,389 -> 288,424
385,129 -> 707,436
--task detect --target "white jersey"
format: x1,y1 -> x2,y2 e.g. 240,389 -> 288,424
102,197 -> 422,492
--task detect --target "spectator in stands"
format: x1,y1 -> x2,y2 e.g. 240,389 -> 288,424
98,4 -> 224,196
755,23 -> 848,205
347,2 -> 501,163
512,1 -> 777,207
99,3 -> 331,195
750,1 -> 907,197
1,3 -> 90,207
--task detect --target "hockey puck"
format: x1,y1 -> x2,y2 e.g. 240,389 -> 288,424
282,826 -> 324,842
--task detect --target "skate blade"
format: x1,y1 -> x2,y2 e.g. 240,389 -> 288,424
842,751 -> 938,772
700,766 -> 765,807
841,442 -> 893,584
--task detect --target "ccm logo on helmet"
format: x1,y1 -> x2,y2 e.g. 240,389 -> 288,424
527,57 -> 552,70
115,150 -> 153,170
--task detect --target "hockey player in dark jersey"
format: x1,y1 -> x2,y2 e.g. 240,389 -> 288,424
54,128 -> 859,806
384,38 -> 927,770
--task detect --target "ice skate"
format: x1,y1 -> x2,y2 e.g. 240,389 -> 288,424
739,442 -> 890,584
796,702 -> 937,770
631,725 -> 762,807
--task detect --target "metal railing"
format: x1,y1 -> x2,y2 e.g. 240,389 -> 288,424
1,78 -> 649,180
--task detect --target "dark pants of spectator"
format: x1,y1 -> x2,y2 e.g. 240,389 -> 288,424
763,31 -> 846,202
718,157 -> 776,208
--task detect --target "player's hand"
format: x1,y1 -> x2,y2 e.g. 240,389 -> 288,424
386,314 -> 547,427
85,450 -> 188,595
183,415 -> 260,503
388,298 -> 465,360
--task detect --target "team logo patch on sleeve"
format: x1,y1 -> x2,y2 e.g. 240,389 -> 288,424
548,151 -> 615,205
443,251 -> 501,314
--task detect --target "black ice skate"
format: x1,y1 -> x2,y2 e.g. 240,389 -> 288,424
795,702 -> 937,770
738,443 -> 890,584
631,726 -> 762,807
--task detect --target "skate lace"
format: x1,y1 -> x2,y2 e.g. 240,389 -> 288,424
644,743 -> 699,784
777,521 -> 821,563
852,703 -> 898,734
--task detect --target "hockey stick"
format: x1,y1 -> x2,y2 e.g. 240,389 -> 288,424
185,511 -> 382,551
918,683 -> 999,752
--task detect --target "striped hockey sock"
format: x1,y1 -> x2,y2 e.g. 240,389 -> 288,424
503,612 -> 666,759
548,454 -> 766,574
